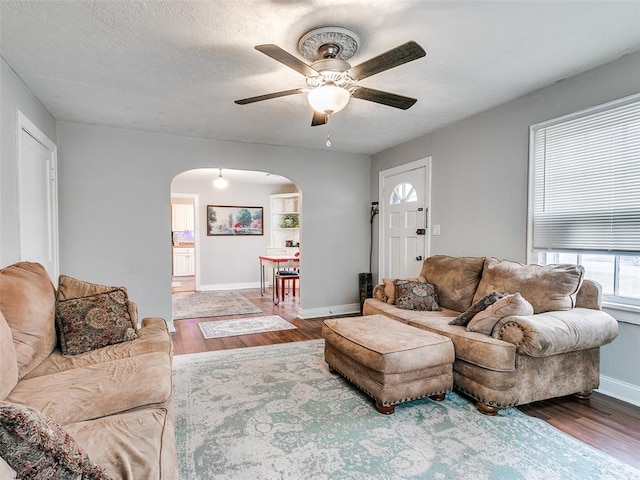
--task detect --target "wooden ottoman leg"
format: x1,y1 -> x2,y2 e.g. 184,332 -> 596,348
428,392 -> 446,402
327,364 -> 336,374
476,401 -> 500,416
375,401 -> 395,415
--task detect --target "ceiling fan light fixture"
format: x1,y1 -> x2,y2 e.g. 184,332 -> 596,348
213,168 -> 228,189
307,84 -> 350,115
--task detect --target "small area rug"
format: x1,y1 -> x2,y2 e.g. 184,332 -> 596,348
172,290 -> 261,320
173,340 -> 640,480
198,315 -> 297,339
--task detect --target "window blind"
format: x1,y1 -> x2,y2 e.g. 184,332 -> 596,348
531,96 -> 640,254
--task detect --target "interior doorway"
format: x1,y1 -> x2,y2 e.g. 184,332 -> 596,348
171,193 -> 199,293
378,158 -> 432,279
169,168 -> 302,322
17,111 -> 59,282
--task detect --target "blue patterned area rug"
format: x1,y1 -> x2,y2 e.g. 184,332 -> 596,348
173,340 -> 640,480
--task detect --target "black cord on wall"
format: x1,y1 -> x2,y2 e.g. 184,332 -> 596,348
369,202 -> 379,273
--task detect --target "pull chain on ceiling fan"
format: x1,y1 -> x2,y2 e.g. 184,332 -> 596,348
234,27 -> 426,127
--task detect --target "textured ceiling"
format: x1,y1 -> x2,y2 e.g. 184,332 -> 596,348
2,1 -> 640,156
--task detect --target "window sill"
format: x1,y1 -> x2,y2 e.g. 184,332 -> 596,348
602,302 -> 640,326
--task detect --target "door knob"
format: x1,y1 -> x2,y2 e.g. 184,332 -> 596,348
416,256 -> 423,261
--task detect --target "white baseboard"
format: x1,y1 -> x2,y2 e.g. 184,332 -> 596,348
298,303 -> 361,319
597,375 -> 640,407
199,282 -> 261,291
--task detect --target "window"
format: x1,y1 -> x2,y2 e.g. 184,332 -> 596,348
529,94 -> 640,307
390,182 -> 417,205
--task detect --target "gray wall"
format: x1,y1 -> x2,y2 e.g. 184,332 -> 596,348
57,122 -> 370,325
1,58 -> 57,266
372,51 -> 640,403
171,175 -> 297,287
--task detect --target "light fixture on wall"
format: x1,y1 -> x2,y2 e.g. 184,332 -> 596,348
213,168 -> 228,189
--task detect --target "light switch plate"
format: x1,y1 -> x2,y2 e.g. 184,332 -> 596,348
432,224 -> 441,236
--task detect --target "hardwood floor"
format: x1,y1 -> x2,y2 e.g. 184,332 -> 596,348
170,284 -> 640,470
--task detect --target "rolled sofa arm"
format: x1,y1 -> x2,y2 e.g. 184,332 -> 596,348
491,308 -> 618,357
373,284 -> 387,302
575,279 -> 602,310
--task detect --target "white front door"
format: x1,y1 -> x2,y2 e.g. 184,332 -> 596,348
17,112 -> 58,282
379,158 -> 431,279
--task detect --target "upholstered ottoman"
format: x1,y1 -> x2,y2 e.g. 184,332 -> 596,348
322,314 -> 455,414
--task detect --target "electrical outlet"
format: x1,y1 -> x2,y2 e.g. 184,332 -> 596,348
432,224 -> 441,236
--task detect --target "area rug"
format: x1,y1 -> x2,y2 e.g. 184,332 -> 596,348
198,315 -> 297,339
173,340 -> 640,480
172,291 -> 261,320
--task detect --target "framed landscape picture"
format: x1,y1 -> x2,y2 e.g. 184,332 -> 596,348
207,205 -> 263,236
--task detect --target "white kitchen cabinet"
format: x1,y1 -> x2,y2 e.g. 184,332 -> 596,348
173,247 -> 195,276
172,204 -> 194,232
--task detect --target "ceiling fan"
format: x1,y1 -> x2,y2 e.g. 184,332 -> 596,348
234,27 -> 426,127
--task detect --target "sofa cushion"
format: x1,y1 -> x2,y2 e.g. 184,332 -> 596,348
57,274 -> 138,327
56,289 -> 138,355
449,291 -> 505,327
0,262 -> 57,378
420,255 -> 485,312
363,299 -> 516,372
0,312 -> 18,400
24,317 -> 172,379
6,352 -> 172,425
65,407 -> 177,480
467,293 -> 534,335
0,401 -> 110,479
472,258 -> 585,314
394,280 -> 440,311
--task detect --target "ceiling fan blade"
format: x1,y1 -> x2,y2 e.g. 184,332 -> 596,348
255,44 -> 319,77
311,110 -> 328,126
348,41 -> 426,81
351,87 -> 418,110
234,88 -> 304,105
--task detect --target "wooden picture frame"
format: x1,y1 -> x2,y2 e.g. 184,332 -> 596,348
206,205 -> 263,236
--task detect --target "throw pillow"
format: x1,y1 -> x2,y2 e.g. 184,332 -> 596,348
467,292 -> 534,335
57,275 -> 138,327
55,289 -> 138,356
449,291 -> 506,326
0,401 -> 111,479
382,276 -> 426,304
472,258 -> 584,314
394,280 -> 440,311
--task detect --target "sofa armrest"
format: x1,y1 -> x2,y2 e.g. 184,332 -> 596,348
575,279 -> 602,310
491,308 -> 618,357
372,284 -> 387,302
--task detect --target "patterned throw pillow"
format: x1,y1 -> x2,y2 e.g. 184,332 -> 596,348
0,401 -> 111,479
55,289 -> 138,355
449,291 -> 506,326
394,280 -> 440,311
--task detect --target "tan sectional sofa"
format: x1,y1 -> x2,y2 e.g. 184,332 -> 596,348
0,262 -> 178,479
363,255 -> 619,415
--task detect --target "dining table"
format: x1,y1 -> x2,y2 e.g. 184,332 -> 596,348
258,254 -> 300,305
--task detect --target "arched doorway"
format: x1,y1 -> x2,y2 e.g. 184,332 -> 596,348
169,168 -> 301,321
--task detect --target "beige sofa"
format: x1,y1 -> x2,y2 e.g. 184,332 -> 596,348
363,255 -> 619,415
0,262 -> 178,479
